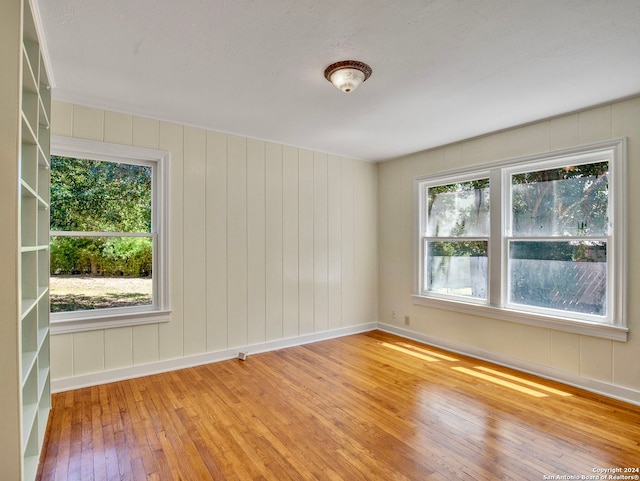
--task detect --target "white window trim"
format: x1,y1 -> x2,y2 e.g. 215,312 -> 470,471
50,136 -> 171,334
413,138 -> 628,342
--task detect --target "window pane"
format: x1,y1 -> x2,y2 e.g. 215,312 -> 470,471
50,236 -> 153,312
509,240 -> 606,317
511,161 -> 608,237
50,156 -> 152,233
425,241 -> 488,299
427,179 -> 490,237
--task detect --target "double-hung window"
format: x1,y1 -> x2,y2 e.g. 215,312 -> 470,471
50,137 -> 170,333
421,174 -> 490,301
415,139 -> 627,341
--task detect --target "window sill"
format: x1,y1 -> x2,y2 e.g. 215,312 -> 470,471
51,309 -> 171,335
412,295 -> 628,342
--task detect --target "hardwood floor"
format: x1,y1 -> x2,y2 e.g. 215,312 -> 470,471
37,331 -> 640,480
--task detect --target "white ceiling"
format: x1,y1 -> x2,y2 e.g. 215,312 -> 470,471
38,0 -> 640,162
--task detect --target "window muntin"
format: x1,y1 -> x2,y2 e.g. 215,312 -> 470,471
415,139 -> 626,336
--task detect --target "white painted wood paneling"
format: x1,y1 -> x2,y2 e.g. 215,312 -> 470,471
353,159 -> 367,325
205,131 -> 228,351
461,137 -> 488,167
340,158 -> 355,327
313,152 -> 328,333
182,126 -> 207,355
247,139 -> 266,345
353,160 -> 378,325
376,160 -> 402,325
327,155 -> 342,330
282,146 -> 300,338
73,330 -> 104,375
579,105 -> 612,143
227,135 -> 248,348
104,110 -> 133,145
133,324 -> 159,365
549,331 -> 580,373
522,326 -> 551,366
580,336 -> 613,382
549,114 -> 579,150
51,100 -> 73,137
612,96 -> 640,140
132,116 -> 159,149
159,121 -> 185,360
443,144 -> 462,171
104,327 -> 133,370
483,128 -> 526,162
522,121 -> 550,154
72,105 -> 103,141
265,142 -> 284,341
50,333 -> 73,379
298,149 -> 314,335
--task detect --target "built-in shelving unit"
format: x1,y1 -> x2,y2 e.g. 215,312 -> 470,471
21,1 -> 51,477
1,0 -> 51,479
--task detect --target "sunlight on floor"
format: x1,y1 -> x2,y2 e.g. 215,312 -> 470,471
396,342 -> 459,361
474,366 -> 572,397
452,367 -> 548,397
380,342 -> 442,362
381,339 -> 573,399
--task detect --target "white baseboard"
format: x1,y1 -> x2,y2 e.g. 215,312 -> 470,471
377,322 -> 640,407
51,322 -> 378,393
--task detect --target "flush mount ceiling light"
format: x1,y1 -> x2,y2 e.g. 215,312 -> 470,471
324,60 -> 372,93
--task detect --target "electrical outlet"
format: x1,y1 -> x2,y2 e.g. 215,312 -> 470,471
392,310 -> 397,321
404,315 -> 410,325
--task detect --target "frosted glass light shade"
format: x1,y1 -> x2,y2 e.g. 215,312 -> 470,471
324,60 -> 372,93
330,68 -> 365,93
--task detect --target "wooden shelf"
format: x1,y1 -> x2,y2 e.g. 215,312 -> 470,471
21,114 -> 37,145
21,403 -> 37,452
21,179 -> 37,199
37,286 -> 48,303
21,351 -> 37,383
21,297 -> 37,320
20,180 -> 49,211
21,364 -> 38,445
37,389 -> 50,447
20,245 -> 48,253
38,365 -> 49,400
